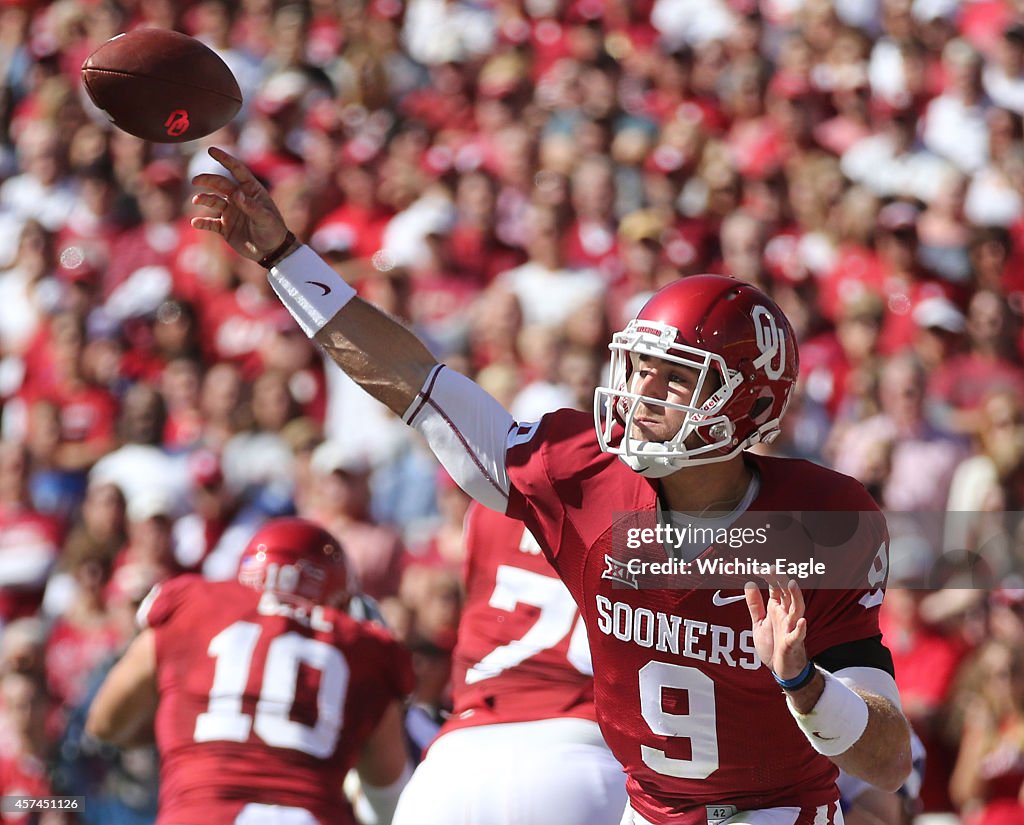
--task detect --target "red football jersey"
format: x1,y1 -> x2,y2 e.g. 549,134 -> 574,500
140,576 -> 413,825
442,504 -> 596,734
505,410 -> 888,825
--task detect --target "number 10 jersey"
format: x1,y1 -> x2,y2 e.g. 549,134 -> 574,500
139,576 -> 413,825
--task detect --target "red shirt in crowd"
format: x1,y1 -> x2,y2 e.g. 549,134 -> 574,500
447,225 -> 526,286
198,285 -> 293,378
929,354 -> 1024,412
44,617 -> 121,709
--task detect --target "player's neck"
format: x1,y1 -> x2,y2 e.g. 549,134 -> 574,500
659,456 -> 754,517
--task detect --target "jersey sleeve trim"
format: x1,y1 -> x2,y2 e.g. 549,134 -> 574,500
402,363 -> 444,425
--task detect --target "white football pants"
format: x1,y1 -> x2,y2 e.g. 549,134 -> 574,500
393,718 -> 627,825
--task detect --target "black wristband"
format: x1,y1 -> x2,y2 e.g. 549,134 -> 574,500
258,231 -> 297,269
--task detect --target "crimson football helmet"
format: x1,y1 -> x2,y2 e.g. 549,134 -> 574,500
237,518 -> 352,606
594,275 -> 798,476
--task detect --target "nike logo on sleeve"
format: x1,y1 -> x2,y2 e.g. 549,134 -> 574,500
306,280 -> 332,295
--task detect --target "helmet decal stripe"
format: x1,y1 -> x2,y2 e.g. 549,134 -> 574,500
752,305 -> 785,380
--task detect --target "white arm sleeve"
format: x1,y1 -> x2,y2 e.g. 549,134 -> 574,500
403,365 -> 514,512
834,665 -> 903,709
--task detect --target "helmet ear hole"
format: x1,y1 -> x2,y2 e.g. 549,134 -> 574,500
749,394 -> 773,421
749,393 -> 770,425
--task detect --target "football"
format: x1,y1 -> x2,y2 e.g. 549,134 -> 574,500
82,29 -> 242,143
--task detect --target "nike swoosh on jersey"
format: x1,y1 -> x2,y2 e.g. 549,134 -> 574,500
711,591 -> 747,606
307,280 -> 332,295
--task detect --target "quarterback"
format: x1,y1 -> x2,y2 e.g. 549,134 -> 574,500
192,149 -> 912,825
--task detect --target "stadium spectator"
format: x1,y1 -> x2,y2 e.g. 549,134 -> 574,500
963,108 -> 1024,227
88,382 -> 189,519
307,440 -> 405,601
949,640 -> 1024,825
493,202 -> 606,328
0,672 -> 66,825
830,353 -> 966,512
0,440 -> 60,625
917,169 -> 972,282
841,101 -> 951,204
0,120 -> 77,237
221,367 -> 299,502
195,360 -> 248,451
800,290 -> 886,425
42,478 -> 125,618
113,492 -> 179,585
101,160 -> 185,313
171,449 -> 263,581
157,356 -> 204,450
17,311 -> 118,473
983,22 -> 1024,115
945,389 -> 1024,567
929,289 -> 1024,431
43,549 -> 119,711
922,39 -> 992,175
988,587 -> 1024,645
0,220 -> 56,364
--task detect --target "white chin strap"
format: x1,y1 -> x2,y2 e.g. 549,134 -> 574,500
613,430 -> 741,477
616,444 -> 691,478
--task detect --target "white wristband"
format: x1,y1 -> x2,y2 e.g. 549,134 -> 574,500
266,244 -> 356,337
787,666 -> 869,756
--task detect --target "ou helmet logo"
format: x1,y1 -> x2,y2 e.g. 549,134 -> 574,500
752,305 -> 785,380
164,110 -> 191,137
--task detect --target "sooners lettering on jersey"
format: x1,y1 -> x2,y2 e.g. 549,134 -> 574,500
505,410 -> 887,825
442,505 -> 595,735
139,576 -> 412,825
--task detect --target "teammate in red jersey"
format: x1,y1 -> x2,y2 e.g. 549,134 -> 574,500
192,150 -> 912,825
393,504 -> 626,824
86,518 -> 413,825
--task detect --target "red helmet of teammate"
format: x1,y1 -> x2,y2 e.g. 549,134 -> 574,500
237,518 -> 352,607
594,275 -> 799,476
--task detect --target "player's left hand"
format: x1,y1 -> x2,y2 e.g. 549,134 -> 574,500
744,579 -> 808,680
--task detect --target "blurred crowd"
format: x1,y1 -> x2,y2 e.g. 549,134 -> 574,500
0,0 -> 1024,822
